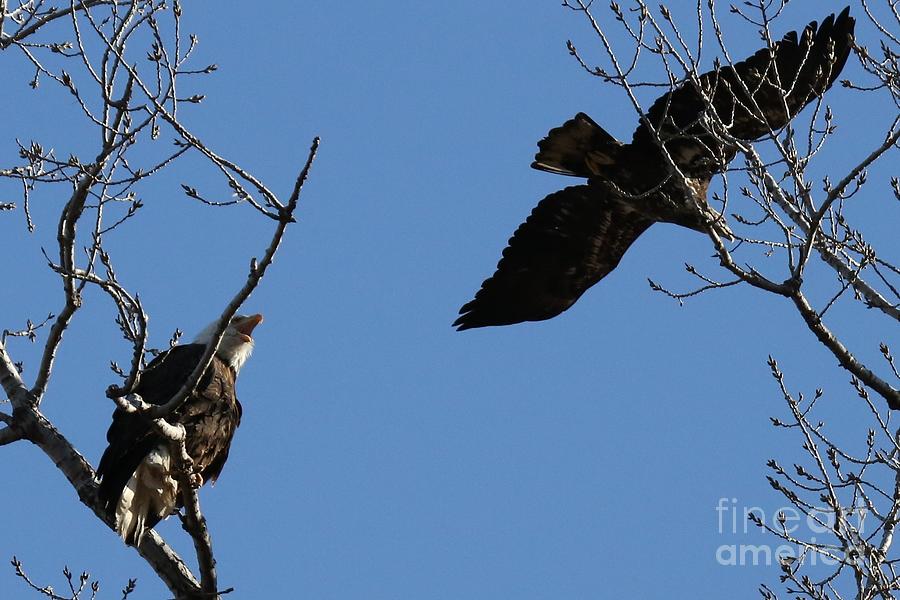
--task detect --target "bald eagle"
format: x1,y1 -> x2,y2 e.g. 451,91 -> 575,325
454,8 -> 855,330
97,313 -> 263,545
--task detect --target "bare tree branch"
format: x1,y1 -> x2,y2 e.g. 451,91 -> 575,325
0,1 -> 115,50
791,289 -> 900,409
1,1 -> 319,597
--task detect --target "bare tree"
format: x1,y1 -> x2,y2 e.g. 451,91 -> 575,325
561,0 -> 898,597
0,1 -> 318,598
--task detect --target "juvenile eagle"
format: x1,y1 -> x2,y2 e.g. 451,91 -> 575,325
97,313 -> 263,545
454,8 -> 855,330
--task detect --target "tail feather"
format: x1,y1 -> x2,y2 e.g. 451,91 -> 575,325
532,113 -> 623,178
115,445 -> 179,545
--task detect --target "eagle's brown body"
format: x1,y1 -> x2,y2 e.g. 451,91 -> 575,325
98,314 -> 260,545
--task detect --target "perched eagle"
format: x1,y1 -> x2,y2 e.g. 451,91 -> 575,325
97,313 -> 263,545
454,8 -> 855,330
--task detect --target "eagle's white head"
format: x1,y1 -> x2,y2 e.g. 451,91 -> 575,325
193,313 -> 263,374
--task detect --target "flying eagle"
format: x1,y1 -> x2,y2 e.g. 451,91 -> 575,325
97,313 -> 263,545
454,8 -> 855,330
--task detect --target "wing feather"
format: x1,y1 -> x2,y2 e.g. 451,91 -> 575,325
454,185 -> 654,330
633,8 -> 855,172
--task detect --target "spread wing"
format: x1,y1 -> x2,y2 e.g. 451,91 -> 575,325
633,7 -> 855,173
454,185 -> 654,330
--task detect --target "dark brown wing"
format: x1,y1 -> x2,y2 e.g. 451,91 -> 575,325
97,347 -> 241,518
633,8 -> 855,173
180,357 -> 242,485
97,344 -> 208,517
454,185 -> 654,330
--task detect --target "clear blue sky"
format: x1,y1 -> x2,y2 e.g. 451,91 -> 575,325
1,2 -> 896,598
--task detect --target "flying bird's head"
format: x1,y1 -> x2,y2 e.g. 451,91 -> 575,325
193,313 -> 263,374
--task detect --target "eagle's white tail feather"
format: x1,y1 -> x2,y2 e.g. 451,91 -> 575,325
115,445 -> 179,545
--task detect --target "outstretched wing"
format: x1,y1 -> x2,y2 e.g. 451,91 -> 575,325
633,7 -> 855,173
454,185 -> 654,330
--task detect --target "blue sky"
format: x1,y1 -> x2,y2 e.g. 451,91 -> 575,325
1,2 -> 897,598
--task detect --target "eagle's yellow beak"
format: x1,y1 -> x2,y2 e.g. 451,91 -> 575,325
234,314 -> 263,342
